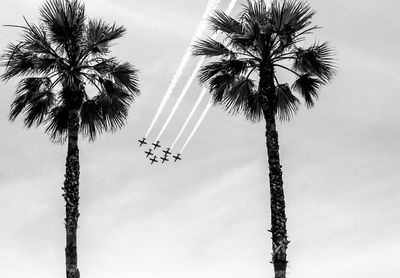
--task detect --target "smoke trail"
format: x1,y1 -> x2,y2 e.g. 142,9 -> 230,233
144,0 -> 221,138
180,99 -> 213,153
166,0 -> 238,148
170,87 -> 208,149
157,0 -> 238,142
155,57 -> 205,141
226,0 -> 238,14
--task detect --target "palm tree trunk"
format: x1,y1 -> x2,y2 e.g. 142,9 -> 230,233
259,61 -> 289,278
265,113 -> 288,278
63,108 -> 80,278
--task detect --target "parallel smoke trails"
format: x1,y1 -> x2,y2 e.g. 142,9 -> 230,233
170,87 -> 208,149
180,0 -> 275,152
179,0 -> 275,153
169,0 -> 238,148
159,0 -> 238,144
144,0 -> 220,138
180,99 -> 213,153
155,57 -> 205,141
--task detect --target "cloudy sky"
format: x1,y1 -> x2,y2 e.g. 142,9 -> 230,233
0,0 -> 399,277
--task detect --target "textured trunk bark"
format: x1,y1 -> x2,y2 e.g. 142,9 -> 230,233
63,108 -> 80,278
259,63 -> 289,278
265,114 -> 288,278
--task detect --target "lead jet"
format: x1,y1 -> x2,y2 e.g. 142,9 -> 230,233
162,148 -> 172,157
138,137 -> 147,147
160,156 -> 169,164
172,153 -> 182,162
150,156 -> 158,165
145,149 -> 153,158
152,140 -> 161,150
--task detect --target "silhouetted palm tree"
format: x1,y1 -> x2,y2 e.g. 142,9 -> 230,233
1,0 -> 139,277
193,0 -> 335,277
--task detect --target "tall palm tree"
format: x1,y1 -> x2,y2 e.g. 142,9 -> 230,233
192,0 -> 335,277
1,0 -> 139,277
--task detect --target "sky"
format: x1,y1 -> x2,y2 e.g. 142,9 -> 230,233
0,0 -> 399,277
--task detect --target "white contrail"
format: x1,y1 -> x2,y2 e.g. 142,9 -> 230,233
180,99 -> 213,153
170,86 -> 208,149
155,56 -> 205,141
226,0 -> 238,13
157,0 -> 238,143
144,0 -> 221,138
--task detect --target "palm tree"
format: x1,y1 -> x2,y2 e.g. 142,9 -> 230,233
1,0 -> 139,277
192,0 -> 335,277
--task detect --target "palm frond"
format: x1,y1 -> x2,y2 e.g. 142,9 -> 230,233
276,83 -> 299,121
209,10 -> 243,35
1,44 -> 37,80
293,41 -> 336,83
226,1 -> 274,55
198,62 -> 224,84
231,28 -> 257,48
23,90 -> 55,127
1,23 -> 63,80
102,79 -> 134,106
20,18 -> 59,57
80,99 -> 104,141
222,76 -> 256,115
40,0 -> 86,50
91,57 -> 116,74
45,103 -> 69,143
95,94 -> 126,132
9,94 -> 29,122
98,61 -> 139,94
85,19 -> 126,56
35,54 -> 61,75
9,82 -> 38,122
96,79 -> 133,131
192,38 -> 231,58
9,77 -> 52,122
290,25 -> 320,42
271,0 -> 315,33
291,73 -> 322,108
198,59 -> 250,84
209,73 -> 237,103
244,90 -> 264,122
241,0 -> 269,28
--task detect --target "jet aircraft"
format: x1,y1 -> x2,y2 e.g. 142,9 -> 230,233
138,137 -> 147,147
152,140 -> 161,150
172,153 -> 182,162
145,149 -> 153,158
160,156 -> 169,163
162,148 -> 172,157
150,156 -> 158,165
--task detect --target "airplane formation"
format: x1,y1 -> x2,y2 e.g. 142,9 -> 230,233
139,1 -> 239,165
138,137 -> 182,165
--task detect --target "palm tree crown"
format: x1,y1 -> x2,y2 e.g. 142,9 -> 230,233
1,0 -> 139,141
193,0 -> 336,121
